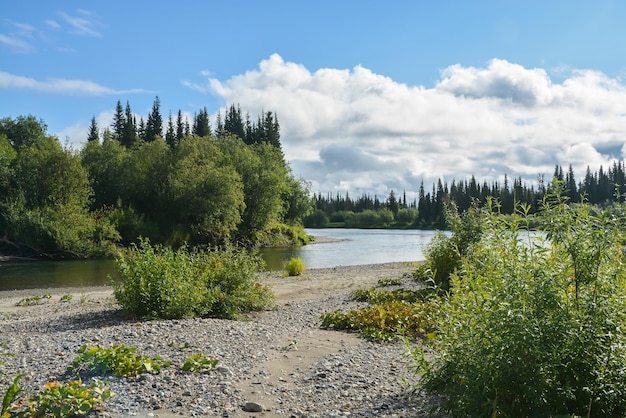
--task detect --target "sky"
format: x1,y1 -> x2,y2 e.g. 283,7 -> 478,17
2,1 -> 626,200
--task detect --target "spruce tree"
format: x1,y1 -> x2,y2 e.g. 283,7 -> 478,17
166,111 -> 176,148
87,116 -> 99,142
175,110 -> 185,143
111,100 -> 125,141
144,96 -> 163,142
224,104 -> 246,140
121,101 -> 137,148
192,107 -> 211,137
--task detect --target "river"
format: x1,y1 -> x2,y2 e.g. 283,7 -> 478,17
0,228 -> 440,291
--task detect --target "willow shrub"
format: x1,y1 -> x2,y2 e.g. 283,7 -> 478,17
113,239 -> 274,320
417,194 -> 626,417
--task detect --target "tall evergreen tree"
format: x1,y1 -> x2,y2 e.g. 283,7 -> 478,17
175,110 -> 185,143
144,96 -> 163,142
192,107 -> 211,137
224,104 -> 245,140
87,116 -> 99,142
111,100 -> 125,141
120,101 -> 137,148
165,111 -> 176,148
215,110 -> 224,137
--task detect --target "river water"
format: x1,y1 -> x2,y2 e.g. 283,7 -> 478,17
0,229 -> 439,291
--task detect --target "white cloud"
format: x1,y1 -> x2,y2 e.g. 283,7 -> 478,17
59,10 -> 101,37
0,71 -> 150,96
196,54 -> 626,198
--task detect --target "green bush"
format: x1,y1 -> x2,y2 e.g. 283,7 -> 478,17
418,203 -> 484,291
113,239 -> 275,319
284,257 -> 305,276
416,195 -> 626,417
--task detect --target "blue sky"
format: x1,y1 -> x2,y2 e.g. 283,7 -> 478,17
2,1 -> 626,198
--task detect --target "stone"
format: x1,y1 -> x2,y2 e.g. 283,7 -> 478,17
243,401 -> 265,412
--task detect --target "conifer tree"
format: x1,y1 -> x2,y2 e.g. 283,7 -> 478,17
87,116 -> 99,142
166,111 -> 176,148
224,104 -> 245,140
111,100 -> 125,141
192,107 -> 211,137
175,110 -> 185,143
144,96 -> 163,142
121,101 -> 137,148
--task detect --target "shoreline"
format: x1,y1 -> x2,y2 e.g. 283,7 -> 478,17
0,262 -> 440,418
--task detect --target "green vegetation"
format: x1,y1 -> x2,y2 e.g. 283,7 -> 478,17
113,239 -> 275,320
284,257 -> 305,276
180,353 -> 219,373
15,294 -> 51,307
376,277 -> 402,286
414,188 -> 626,417
7,379 -> 113,417
67,344 -> 171,378
0,104 -> 312,259
320,283 -> 439,342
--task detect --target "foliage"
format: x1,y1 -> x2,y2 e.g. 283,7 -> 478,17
113,239 -> 275,320
2,375 -> 22,417
418,203 -> 484,291
67,344 -> 171,378
15,294 -> 51,306
180,354 -> 219,373
284,257 -> 305,276
320,300 -> 439,342
351,288 -> 434,305
8,379 -> 113,417
417,191 -> 626,417
377,278 -> 402,286
303,209 -> 329,228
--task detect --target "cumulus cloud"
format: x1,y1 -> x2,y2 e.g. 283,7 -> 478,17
192,54 -> 626,199
0,71 -> 149,96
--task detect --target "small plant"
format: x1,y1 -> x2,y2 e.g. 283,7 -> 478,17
9,379 -> 113,417
320,300 -> 439,342
15,294 -> 51,306
180,353 -> 218,373
67,345 -> 171,378
377,278 -> 402,287
351,288 -> 435,305
280,340 -> 298,352
284,257 -> 305,276
60,294 -> 73,303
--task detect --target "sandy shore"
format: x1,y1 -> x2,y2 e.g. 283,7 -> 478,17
0,262 -> 441,417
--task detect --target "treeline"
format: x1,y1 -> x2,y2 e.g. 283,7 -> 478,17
307,163 -> 626,228
0,102 -> 311,259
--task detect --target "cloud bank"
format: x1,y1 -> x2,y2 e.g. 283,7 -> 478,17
200,54 -> 626,199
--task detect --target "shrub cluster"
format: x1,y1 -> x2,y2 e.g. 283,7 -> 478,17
416,193 -> 626,417
113,239 -> 275,320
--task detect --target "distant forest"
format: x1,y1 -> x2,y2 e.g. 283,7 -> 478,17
306,163 -> 626,228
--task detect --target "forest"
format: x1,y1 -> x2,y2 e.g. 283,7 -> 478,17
0,99 -> 312,259
306,162 -> 626,228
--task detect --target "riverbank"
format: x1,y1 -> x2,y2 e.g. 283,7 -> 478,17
0,262 -> 443,417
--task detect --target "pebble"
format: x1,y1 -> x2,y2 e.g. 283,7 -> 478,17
0,265 -> 445,417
